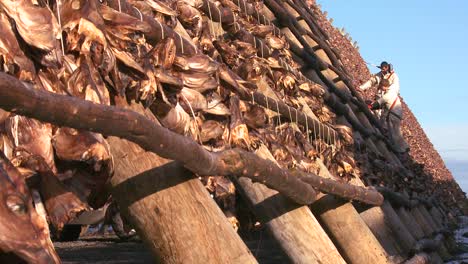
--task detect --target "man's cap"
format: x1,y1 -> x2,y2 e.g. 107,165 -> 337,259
377,61 -> 389,69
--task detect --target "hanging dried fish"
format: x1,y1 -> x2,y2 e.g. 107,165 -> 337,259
52,128 -> 112,172
229,95 -> 251,149
205,92 -> 231,115
18,154 -> 88,230
155,102 -> 192,135
243,104 -> 268,129
0,152 -> 60,264
174,54 -> 218,74
0,12 -> 36,81
67,56 -> 111,105
177,1 -> 203,38
5,116 -> 56,172
0,0 -> 60,51
179,88 -> 208,113
265,34 -> 286,50
200,120 -> 225,143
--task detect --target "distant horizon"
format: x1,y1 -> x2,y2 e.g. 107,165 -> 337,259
443,159 -> 468,193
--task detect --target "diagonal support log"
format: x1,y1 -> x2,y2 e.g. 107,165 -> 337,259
0,73 -> 383,206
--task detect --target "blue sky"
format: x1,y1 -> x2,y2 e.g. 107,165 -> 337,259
317,1 -> 468,191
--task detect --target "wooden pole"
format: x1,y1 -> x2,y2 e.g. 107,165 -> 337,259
308,160 -> 391,264
397,207 -> 425,240
235,145 -> 346,264
358,205 -> 405,259
380,201 -> 417,253
107,102 -> 257,263
311,195 -> 391,264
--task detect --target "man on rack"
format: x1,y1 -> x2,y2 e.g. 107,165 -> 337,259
359,61 -> 409,153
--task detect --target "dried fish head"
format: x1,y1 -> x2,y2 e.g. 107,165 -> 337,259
180,72 -> 218,93
0,12 -> 36,81
299,82 -> 325,97
152,37 -> 176,69
0,0 -> 60,51
178,88 -> 207,113
200,120 -> 224,143
334,125 -> 353,146
52,128 -> 112,172
265,34 -> 286,50
177,1 -> 203,38
250,25 -> 274,39
0,153 -> 60,264
157,103 -> 192,135
213,40 -> 239,67
174,54 -> 218,74
243,104 -> 268,129
205,92 -> 230,116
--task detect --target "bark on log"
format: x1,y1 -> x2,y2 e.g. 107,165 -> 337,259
377,187 -> 414,208
397,207 -> 425,240
308,160 -> 390,264
358,205 -> 405,258
109,140 -> 256,263
0,72 -> 385,206
311,196 -> 391,264
410,207 -> 434,237
107,102 -> 257,263
381,201 -> 417,253
235,145 -> 346,264
418,205 -> 440,232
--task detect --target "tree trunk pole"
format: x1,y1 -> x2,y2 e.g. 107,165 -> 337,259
234,145 -> 346,264
308,160 -> 391,264
107,103 -> 257,264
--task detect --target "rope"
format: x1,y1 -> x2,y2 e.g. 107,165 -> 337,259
56,0 -> 65,56
264,94 -> 273,133
295,108 -> 298,126
276,100 -> 281,133
177,33 -> 185,54
218,6 -> 222,37
180,93 -> 202,145
133,6 -> 143,21
13,115 -> 19,147
304,113 -> 309,142
318,123 -> 322,154
288,106 -> 292,123
251,91 -> 255,104
333,128 -> 336,146
243,0 -> 248,20
118,0 -> 122,12
260,39 -> 264,58
156,19 -> 165,40
312,117 -> 316,142
233,13 -> 239,32
207,1 -> 216,38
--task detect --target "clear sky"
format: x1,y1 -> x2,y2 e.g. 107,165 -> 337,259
316,1 -> 468,191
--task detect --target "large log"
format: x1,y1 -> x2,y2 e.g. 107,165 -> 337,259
358,205 -> 404,259
311,196 -> 391,264
0,72 -> 384,206
234,145 -> 346,264
107,102 -> 256,263
381,201 -> 417,253
308,159 -> 391,264
397,207 -> 425,240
